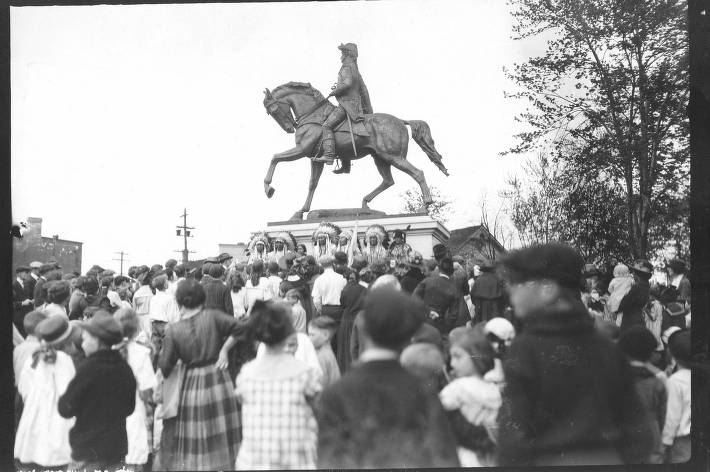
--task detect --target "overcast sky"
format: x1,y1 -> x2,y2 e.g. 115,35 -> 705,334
11,0 -> 547,273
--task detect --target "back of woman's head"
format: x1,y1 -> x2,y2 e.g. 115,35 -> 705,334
175,279 -> 206,309
47,280 -> 71,304
251,260 -> 265,286
84,276 -> 99,296
74,276 -> 86,291
114,307 -> 140,340
250,300 -> 295,346
229,271 -> 246,293
285,288 -> 302,302
449,325 -> 496,376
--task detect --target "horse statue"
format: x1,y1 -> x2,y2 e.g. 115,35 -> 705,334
262,81 -> 449,221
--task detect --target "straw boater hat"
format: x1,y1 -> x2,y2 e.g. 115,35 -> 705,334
248,231 -> 272,253
270,231 -> 297,252
312,222 -> 341,243
364,224 -> 388,246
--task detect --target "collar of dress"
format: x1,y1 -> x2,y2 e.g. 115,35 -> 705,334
359,347 -> 399,362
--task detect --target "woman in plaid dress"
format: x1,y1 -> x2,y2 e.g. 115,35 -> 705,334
236,300 -> 322,470
158,279 -> 243,471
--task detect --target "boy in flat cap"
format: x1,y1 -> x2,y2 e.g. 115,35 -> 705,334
58,311 -> 136,471
496,243 -> 655,466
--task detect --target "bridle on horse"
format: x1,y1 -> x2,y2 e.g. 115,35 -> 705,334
265,94 -> 331,128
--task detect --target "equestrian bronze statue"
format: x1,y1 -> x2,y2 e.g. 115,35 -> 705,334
262,44 -> 449,221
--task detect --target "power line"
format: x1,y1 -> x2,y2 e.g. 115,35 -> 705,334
175,208 -> 196,264
112,251 -> 129,276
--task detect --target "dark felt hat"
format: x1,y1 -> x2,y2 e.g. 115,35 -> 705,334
81,311 -> 123,345
618,326 -> 658,361
432,243 -> 449,261
39,263 -> 55,274
499,242 -> 584,290
15,266 -> 30,273
666,301 -> 687,317
218,253 -> 233,263
363,288 -> 425,350
165,258 -> 178,269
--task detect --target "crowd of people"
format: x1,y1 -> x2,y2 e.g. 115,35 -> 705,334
10,229 -> 694,470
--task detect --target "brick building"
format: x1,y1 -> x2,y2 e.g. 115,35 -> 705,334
13,217 -> 83,274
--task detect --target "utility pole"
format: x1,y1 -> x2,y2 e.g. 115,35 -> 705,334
175,208 -> 195,264
112,251 -> 129,275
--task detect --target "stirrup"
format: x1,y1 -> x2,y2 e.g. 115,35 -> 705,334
313,155 -> 335,164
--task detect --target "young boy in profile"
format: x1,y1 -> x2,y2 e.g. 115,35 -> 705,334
308,316 -> 340,389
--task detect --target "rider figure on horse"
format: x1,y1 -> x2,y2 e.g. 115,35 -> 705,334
313,43 -> 373,174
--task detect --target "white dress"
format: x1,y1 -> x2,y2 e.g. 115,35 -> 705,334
15,351 -> 75,466
125,342 -> 157,465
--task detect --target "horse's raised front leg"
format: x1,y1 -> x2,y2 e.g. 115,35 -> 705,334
291,160 -> 325,221
263,145 -> 307,198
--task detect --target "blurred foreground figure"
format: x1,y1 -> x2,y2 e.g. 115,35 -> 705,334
496,243 -> 655,466
316,288 -> 460,468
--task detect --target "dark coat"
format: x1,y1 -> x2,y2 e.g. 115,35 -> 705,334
629,363 -> 667,463
25,276 -> 37,301
497,299 -> 655,466
618,278 -> 650,331
337,281 -> 367,372
332,58 -> 372,121
413,275 -> 461,334
58,349 -> 136,462
400,268 -> 425,294
471,271 -> 506,323
33,276 -> 47,308
202,278 -> 234,315
316,359 -> 460,468
13,280 -> 31,335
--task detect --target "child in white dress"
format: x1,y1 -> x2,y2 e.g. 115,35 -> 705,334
114,308 -> 157,471
14,315 -> 76,469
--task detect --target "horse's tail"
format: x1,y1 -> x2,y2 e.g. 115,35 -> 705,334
404,120 -> 449,176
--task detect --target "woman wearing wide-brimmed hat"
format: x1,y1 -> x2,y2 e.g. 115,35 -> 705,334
15,315 -> 78,470
618,259 -> 655,331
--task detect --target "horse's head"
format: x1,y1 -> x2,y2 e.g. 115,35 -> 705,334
263,88 -> 295,134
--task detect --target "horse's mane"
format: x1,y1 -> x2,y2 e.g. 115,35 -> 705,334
272,81 -> 326,101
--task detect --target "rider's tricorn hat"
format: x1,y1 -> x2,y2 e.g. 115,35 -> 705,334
338,43 -> 358,58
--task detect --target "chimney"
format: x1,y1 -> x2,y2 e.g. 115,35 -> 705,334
26,217 -> 42,240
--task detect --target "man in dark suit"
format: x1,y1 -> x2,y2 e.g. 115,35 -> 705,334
25,261 -> 42,301
33,263 -> 56,308
317,288 -> 459,468
13,266 -> 33,336
412,255 -> 461,335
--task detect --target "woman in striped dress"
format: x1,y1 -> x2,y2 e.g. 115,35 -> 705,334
158,279 -> 242,471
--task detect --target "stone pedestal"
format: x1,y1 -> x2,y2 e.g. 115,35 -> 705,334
266,209 -> 450,259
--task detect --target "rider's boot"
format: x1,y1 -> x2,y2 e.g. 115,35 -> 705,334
333,158 -> 351,174
313,128 -> 335,164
